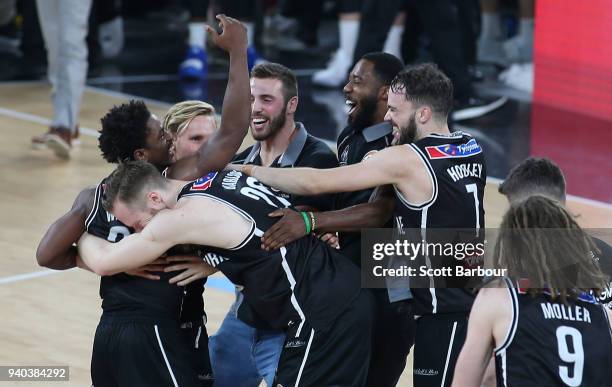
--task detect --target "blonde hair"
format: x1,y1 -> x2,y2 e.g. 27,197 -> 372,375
163,100 -> 216,137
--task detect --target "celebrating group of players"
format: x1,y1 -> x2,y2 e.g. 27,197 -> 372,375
37,15 -> 612,387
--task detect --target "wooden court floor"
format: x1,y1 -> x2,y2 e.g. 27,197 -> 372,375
0,82 -> 610,386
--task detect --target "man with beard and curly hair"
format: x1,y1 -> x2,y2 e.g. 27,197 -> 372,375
210,62 -> 338,387
253,52 -> 413,387
233,62 -> 487,387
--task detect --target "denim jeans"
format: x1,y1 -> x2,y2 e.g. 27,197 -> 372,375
209,296 -> 285,387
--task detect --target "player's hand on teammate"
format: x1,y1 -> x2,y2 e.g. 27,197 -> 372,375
318,232 -> 339,249
263,209 -> 340,250
262,208 -> 307,251
124,258 -> 169,280
164,255 -> 218,286
207,14 -> 247,54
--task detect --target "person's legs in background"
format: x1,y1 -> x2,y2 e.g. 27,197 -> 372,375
0,0 -> 18,51
311,0 -> 361,88
477,0 -> 507,66
217,0 -> 264,71
179,0 -> 210,80
503,0 -> 534,63
32,0 -> 91,158
413,0 -> 507,121
352,0 -> 404,62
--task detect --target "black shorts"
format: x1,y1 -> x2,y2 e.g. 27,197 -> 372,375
412,313 -> 468,387
365,290 -> 415,387
91,318 -> 212,387
274,289 -> 375,387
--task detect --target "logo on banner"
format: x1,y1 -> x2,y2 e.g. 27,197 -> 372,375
191,172 -> 218,191
425,138 -> 482,159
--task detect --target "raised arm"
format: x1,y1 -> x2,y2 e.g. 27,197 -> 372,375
167,14 -> 250,180
36,187 -> 94,270
238,146 -> 412,196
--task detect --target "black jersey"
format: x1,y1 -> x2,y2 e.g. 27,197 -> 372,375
177,170 -> 362,333
593,237 -> 612,309
335,122 -> 393,264
495,279 -> 612,387
392,132 -> 486,315
86,181 -> 202,323
233,122 -> 338,211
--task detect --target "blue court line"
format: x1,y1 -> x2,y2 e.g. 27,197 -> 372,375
205,276 -> 235,293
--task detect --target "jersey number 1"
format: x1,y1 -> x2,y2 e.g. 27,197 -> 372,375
465,183 -> 480,229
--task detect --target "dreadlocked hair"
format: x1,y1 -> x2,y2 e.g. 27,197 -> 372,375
493,195 -> 608,304
99,100 -> 151,163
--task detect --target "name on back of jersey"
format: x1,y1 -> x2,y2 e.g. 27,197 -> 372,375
447,163 -> 483,182
541,302 -> 592,323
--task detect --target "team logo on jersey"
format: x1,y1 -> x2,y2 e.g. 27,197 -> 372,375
425,138 -> 482,159
191,172 -> 218,191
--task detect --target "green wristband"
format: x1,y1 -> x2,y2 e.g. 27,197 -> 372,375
300,211 -> 311,234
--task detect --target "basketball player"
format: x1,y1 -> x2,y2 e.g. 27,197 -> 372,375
36,14 -> 251,386
232,63 -> 486,387
498,157 -> 612,309
452,196 -> 612,387
77,161 -> 374,387
259,52 -> 413,387
212,62 -> 338,387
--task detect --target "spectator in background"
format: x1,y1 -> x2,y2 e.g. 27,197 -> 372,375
312,0 -> 406,88
0,0 -> 18,52
30,0 -> 92,159
179,0 -> 211,80
218,0 -> 265,70
478,0 -> 535,65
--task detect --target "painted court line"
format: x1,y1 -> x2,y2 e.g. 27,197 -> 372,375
0,269 -> 71,285
0,106 -> 99,138
0,268 -> 235,292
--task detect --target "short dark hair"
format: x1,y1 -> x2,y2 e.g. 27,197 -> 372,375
498,157 -> 566,202
360,52 -> 404,86
102,160 -> 165,211
390,63 -> 454,120
99,100 -> 151,163
251,62 -> 298,103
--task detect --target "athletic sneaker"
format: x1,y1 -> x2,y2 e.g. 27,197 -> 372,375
179,46 -> 207,80
31,126 -> 80,150
499,63 -> 534,93
451,95 -> 508,122
312,50 -> 352,88
45,127 -> 73,159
